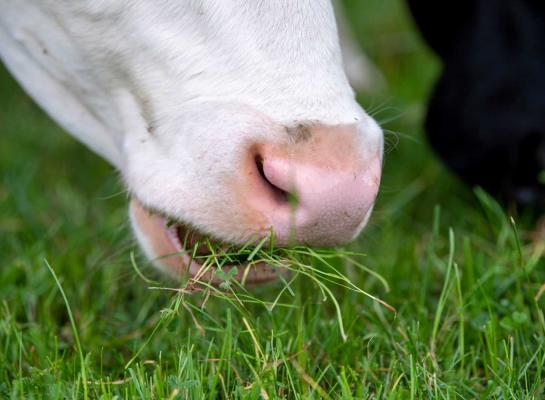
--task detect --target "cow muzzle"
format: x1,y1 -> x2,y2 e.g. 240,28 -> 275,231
129,123 -> 382,284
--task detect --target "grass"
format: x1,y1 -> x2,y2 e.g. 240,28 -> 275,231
1,0 -> 545,398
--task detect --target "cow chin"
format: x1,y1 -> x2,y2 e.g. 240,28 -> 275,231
129,199 -> 281,285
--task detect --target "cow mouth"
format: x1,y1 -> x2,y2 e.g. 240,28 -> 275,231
129,199 -> 280,285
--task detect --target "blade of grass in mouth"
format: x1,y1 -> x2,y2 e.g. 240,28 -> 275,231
126,233 -> 395,369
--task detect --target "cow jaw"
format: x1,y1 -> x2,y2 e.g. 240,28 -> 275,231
129,200 -> 280,284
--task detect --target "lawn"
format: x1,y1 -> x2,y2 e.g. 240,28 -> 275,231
2,1 -> 545,398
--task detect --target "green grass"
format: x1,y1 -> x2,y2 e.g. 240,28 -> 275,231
2,0 -> 545,398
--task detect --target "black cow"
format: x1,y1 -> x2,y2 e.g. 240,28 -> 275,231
408,0 -> 545,207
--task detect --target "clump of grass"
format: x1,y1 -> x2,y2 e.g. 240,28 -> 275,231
127,235 -> 394,368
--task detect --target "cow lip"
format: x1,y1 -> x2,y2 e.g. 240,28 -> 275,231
162,222 -> 241,271
130,199 -> 280,284
162,219 -> 281,284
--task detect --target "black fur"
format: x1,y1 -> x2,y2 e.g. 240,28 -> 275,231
407,0 -> 545,206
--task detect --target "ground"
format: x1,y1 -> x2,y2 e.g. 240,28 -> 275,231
1,1 -> 545,398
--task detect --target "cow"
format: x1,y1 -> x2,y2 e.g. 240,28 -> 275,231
0,1 -> 383,283
408,0 -> 545,207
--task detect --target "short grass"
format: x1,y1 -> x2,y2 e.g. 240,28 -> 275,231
2,1 -> 545,398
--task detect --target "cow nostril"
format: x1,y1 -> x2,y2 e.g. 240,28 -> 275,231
254,154 -> 289,203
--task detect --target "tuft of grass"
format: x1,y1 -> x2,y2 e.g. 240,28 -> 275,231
44,259 -> 89,400
126,236 -> 394,369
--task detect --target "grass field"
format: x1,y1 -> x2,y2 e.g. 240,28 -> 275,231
2,1 -> 545,398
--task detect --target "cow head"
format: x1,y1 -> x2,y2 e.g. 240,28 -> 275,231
0,1 -> 383,282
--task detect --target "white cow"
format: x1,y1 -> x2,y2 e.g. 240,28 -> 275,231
0,1 -> 383,283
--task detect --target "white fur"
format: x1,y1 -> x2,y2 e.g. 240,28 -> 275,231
0,0 -> 383,244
